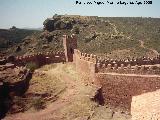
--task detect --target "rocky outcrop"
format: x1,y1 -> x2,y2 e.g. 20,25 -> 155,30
43,15 -> 74,32
0,82 -> 11,119
7,55 -> 15,63
0,59 -> 7,65
0,62 -> 32,119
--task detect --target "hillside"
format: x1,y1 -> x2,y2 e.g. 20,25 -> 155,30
0,28 -> 41,56
0,15 -> 160,59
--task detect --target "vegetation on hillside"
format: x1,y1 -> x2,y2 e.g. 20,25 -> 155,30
0,15 -> 160,59
0,27 -> 41,56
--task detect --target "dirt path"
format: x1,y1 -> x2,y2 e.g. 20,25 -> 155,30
139,40 -> 159,56
108,20 -> 119,35
3,63 -> 88,120
98,72 -> 160,78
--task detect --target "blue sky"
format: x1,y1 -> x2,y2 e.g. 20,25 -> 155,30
0,0 -> 159,28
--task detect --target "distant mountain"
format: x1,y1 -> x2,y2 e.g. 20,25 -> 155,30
20,27 -> 43,31
0,28 -> 41,56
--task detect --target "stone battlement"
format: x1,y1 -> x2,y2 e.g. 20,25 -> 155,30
74,48 -> 160,75
74,49 -> 97,63
96,56 -> 160,67
96,63 -> 160,75
16,51 -> 64,60
15,51 -> 65,66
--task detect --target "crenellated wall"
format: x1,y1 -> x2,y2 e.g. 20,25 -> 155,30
74,49 -> 97,83
74,49 -> 97,64
73,47 -> 160,116
96,56 -> 160,74
73,48 -> 160,76
15,51 -> 65,67
96,56 -> 160,67
96,63 -> 160,75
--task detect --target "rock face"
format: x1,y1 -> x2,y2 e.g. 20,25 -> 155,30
43,15 -> 73,32
7,55 -> 15,63
0,61 -> 32,119
0,59 -> 7,65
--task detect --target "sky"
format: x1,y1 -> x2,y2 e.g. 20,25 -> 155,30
0,0 -> 159,28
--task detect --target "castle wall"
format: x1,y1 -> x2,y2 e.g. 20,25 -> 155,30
15,51 -> 65,67
96,56 -> 160,68
72,44 -> 160,115
131,89 -> 160,120
63,34 -> 77,62
95,73 -> 160,112
95,56 -> 160,76
74,49 -> 97,84
96,63 -> 160,75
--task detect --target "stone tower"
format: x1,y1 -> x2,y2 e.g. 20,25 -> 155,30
63,34 -> 77,62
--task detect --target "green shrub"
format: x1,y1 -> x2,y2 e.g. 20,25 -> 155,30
72,25 -> 80,34
26,62 -> 38,72
32,98 -> 46,111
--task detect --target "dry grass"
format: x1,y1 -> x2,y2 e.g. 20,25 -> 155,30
59,96 -> 96,120
8,63 -> 131,119
29,72 -> 66,97
38,64 -> 58,71
12,65 -> 67,112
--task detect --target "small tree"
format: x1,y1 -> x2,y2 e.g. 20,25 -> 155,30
10,26 -> 17,30
72,25 -> 79,34
32,98 -> 46,110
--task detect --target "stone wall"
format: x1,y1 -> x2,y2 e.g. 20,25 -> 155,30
63,34 -> 77,62
96,56 -> 160,75
96,56 -> 160,67
74,49 -> 97,84
96,63 -> 160,75
15,51 -> 65,67
131,89 -> 160,120
73,48 -> 160,115
95,73 -> 160,112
